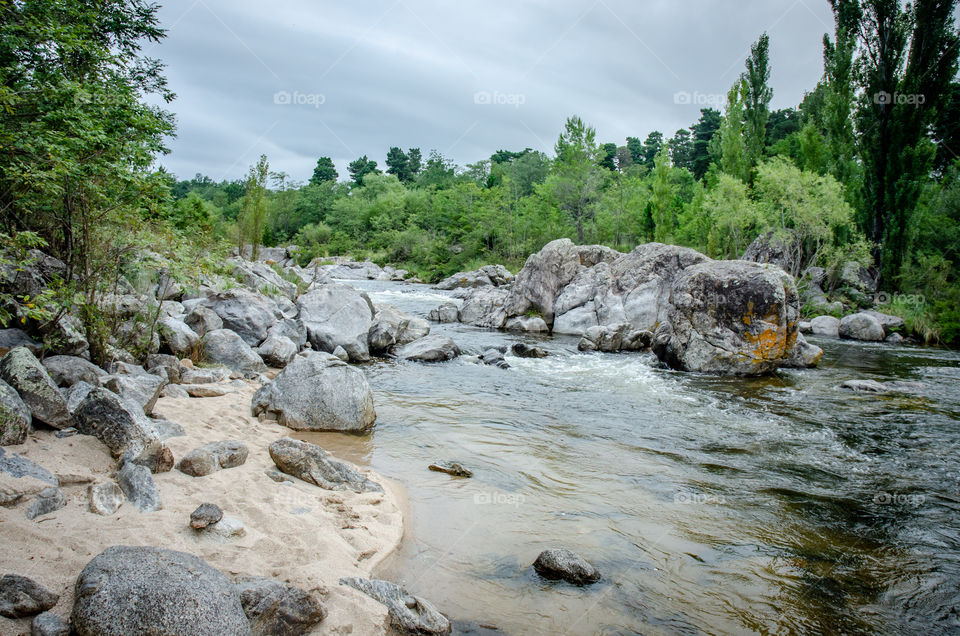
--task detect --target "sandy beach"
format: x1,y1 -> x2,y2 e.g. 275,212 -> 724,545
0,382 -> 405,635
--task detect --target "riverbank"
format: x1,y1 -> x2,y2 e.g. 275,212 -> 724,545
0,383 -> 406,635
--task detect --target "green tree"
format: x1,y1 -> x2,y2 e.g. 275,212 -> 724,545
240,155 -> 270,259
715,79 -> 751,183
385,147 -> 411,183
690,108 -> 722,180
545,116 -> 603,242
642,131 -> 664,167
310,157 -> 338,184
669,129 -> 694,172
599,143 -> 618,171
347,155 -> 379,186
743,33 -> 773,173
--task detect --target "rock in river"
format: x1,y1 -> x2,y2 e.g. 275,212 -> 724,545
532,548 -> 601,585
268,437 -> 382,493
340,577 -> 450,635
393,335 -> 461,363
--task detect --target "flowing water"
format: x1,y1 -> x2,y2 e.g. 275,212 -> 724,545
308,279 -> 960,635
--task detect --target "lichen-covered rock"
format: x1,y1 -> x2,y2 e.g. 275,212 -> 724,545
252,352 -> 375,433
42,356 -> 106,388
268,437 -> 382,493
0,347 -> 71,429
0,379 -> 31,445
71,546 -> 250,635
73,388 -> 163,465
0,574 -> 59,618
532,548 -> 601,585
340,577 -> 450,635
201,329 -> 267,375
653,261 -> 799,375
296,284 -> 375,361
236,576 -> 327,636
781,332 -> 823,369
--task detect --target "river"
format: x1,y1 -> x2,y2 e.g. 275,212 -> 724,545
305,279 -> 960,635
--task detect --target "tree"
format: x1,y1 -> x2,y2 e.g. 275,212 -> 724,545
599,143 -> 618,171
642,131 -> 664,167
545,116 -> 603,242
417,150 -> 457,189
743,33 -> 773,172
703,173 -> 761,258
626,136 -> 645,166
240,155 -> 269,259
766,108 -> 801,148
690,108 -> 722,180
650,145 -> 678,242
407,148 -> 423,178
852,0 -> 960,281
670,129 -> 694,172
310,157 -> 338,184
715,79 -> 751,183
385,147 -> 410,183
347,155 -> 379,186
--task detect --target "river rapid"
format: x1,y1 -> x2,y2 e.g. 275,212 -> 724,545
303,279 -> 960,635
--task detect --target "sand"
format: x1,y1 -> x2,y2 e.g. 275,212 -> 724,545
0,381 -> 405,635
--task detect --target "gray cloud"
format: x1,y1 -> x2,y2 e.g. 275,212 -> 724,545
150,0 -> 835,183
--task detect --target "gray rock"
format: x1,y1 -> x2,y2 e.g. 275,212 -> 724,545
236,576 -> 327,636
73,388 -> 162,464
578,323 -> 652,352
653,261 -> 799,375
42,355 -> 106,388
179,383 -> 232,397
428,461 -> 473,477
436,265 -> 513,290
201,329 -> 267,375
149,416 -> 185,441
810,315 -> 840,338
31,611 -> 71,636
202,516 -> 246,541
25,487 -> 67,519
340,577 -> 450,635
741,230 -> 803,276
71,546 -> 250,635
256,334 -> 298,368
267,318 -> 308,348
862,310 -> 905,333
101,373 -> 166,416
0,447 -> 57,485
428,303 -> 460,323
88,482 -> 124,515
268,438 -> 382,493
331,346 -> 349,361
107,361 -> 147,376
503,315 -> 549,332
457,287 -> 511,329
46,314 -> 89,358
252,352 -> 376,433
532,548 -> 601,585
115,462 -> 162,512
296,284 -> 375,362
511,343 -> 548,358
64,381 -> 96,415
160,384 -> 190,398
839,313 -> 885,342
145,354 -> 181,384
190,503 -> 223,529
205,288 -> 279,347
177,440 -> 248,477
184,306 -> 223,337
478,349 -> 509,369
0,379 -> 31,445
0,574 -> 59,618
180,366 -> 230,384
230,258 -> 299,301
0,328 -> 42,356
0,347 -> 71,429
368,305 -> 431,355
886,332 -> 905,344
798,321 -> 812,334
158,317 -> 200,358
393,335 -> 461,363
781,333 -> 823,369
840,379 -> 890,393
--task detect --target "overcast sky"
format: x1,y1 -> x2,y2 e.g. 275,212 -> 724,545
148,0 -> 836,184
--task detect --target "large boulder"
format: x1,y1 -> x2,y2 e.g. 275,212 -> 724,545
252,352 -> 375,433
157,316 -> 200,357
71,546 -> 250,635
256,334 -> 298,368
42,355 -> 106,388
740,230 -> 803,276
268,437 -> 382,493
0,379 -> 31,445
839,312 -> 885,342
457,287 -> 510,329
340,577 -> 450,635
781,332 -> 824,369
428,303 -> 459,323
0,347 -> 71,429
296,284 -> 375,361
435,264 -> 513,290
202,329 -> 267,374
205,289 -> 278,346
0,328 -> 42,356
577,324 -> 652,353
368,305 -> 431,355
229,258 -> 298,301
267,319 -> 308,348
101,373 -> 166,416
184,306 -> 223,338
810,315 -> 840,338
72,388 -> 164,465
652,261 -> 800,375
393,335 -> 461,363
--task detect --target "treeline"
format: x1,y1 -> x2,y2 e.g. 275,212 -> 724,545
2,0 -> 960,347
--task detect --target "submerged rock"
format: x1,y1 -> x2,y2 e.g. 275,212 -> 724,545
71,546 -> 250,636
428,461 -> 473,478
252,352 -> 375,433
393,335 -> 461,363
340,577 -> 451,635
532,548 -> 601,585
511,343 -> 548,359
268,437 -> 382,493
